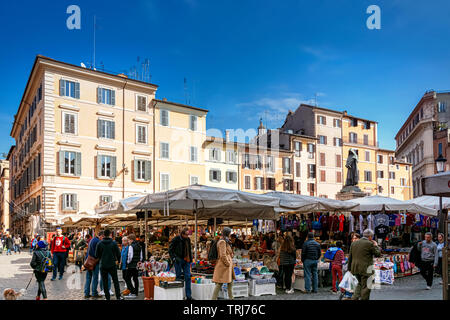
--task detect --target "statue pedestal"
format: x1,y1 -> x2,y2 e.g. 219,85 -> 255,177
336,185 -> 368,201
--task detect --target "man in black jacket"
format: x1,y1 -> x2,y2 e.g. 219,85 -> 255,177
125,234 -> 142,298
95,229 -> 123,300
301,232 -> 322,293
168,228 -> 192,300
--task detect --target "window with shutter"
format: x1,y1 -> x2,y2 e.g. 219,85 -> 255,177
63,113 -> 76,134
245,176 -> 251,189
137,95 -> 147,111
160,173 -> 170,191
160,143 -> 169,159
190,115 -> 197,131
320,153 -> 325,166
336,154 -> 341,167
320,170 -> 326,182
296,162 -> 301,177
190,147 -> 198,162
336,171 -> 342,183
160,110 -> 169,126
137,125 -> 147,144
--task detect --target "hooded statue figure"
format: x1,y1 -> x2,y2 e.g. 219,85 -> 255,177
345,148 -> 359,186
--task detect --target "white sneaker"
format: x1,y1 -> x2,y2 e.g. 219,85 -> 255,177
109,290 -> 114,295
285,289 -> 294,294
126,294 -> 137,299
99,290 -> 105,296
426,286 -> 431,290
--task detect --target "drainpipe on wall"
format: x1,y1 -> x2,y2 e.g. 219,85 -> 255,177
152,100 -> 157,194
122,80 -> 127,199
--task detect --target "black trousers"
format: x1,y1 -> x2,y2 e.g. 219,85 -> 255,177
281,264 -> 295,290
419,261 -> 434,286
100,266 -> 121,300
34,271 -> 47,299
125,268 -> 139,295
436,257 -> 443,276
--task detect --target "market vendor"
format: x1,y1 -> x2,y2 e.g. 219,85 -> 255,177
199,232 -> 208,243
230,234 -> 245,250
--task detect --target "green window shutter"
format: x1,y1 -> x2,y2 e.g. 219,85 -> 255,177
111,121 -> 115,139
209,170 -> 213,182
97,119 -> 101,138
97,87 -> 102,104
111,156 -> 117,178
59,79 -> 65,96
59,151 -> 65,175
217,170 -> 221,182
75,152 -> 82,176
61,194 -> 65,210
111,90 -> 116,105
145,160 -> 151,181
96,156 -> 101,178
73,194 -> 78,211
75,82 -> 80,99
134,159 -> 138,180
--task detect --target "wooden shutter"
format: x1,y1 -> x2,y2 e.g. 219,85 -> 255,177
336,154 -> 341,167
111,90 -> 116,105
134,160 -> 138,180
261,177 -> 265,190
145,160 -> 152,181
73,194 -> 78,211
97,119 -> 102,138
321,170 -> 326,182
316,115 -> 320,124
59,151 -> 65,175
97,88 -> 102,104
111,121 -> 115,139
59,79 -> 65,96
75,152 -> 81,176
296,162 -> 301,177
209,170 -> 213,182
111,156 -> 117,178
75,82 -> 80,99
69,114 -> 75,133
96,156 -> 101,178
320,153 -> 325,166
209,149 -> 213,161
337,171 -> 342,183
323,117 -> 327,125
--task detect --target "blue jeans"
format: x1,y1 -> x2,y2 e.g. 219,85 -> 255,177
13,244 -> 20,253
85,263 -> 100,296
52,252 -> 66,279
174,259 -> 191,299
303,259 -> 319,292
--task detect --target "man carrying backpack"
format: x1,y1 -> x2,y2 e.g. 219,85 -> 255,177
30,240 -> 52,300
50,227 -> 71,281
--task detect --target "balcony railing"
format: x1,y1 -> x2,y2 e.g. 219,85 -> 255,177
343,137 -> 377,147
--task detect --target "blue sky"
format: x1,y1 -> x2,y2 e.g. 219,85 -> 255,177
1,0 -> 450,155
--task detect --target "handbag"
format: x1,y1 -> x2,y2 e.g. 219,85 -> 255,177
83,255 -> 99,271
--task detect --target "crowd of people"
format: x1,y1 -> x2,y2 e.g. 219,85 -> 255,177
0,222 -> 445,301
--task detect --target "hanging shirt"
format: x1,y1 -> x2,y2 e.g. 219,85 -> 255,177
349,214 -> 355,233
388,214 -> 396,227
400,213 -> 407,224
375,225 -> 390,239
406,213 -> 415,226
430,218 -> 439,230
320,215 -> 329,231
394,214 -> 401,226
415,215 -> 424,227
339,215 -> 345,232
367,214 -> 374,231
374,213 -> 389,228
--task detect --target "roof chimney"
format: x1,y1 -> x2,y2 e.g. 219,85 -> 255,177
117,73 -> 128,78
162,98 -> 167,102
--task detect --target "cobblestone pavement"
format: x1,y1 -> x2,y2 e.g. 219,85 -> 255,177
0,252 -> 443,300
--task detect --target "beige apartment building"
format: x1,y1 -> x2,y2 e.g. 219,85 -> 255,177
281,104 -> 344,198
0,160 -> 10,232
8,56 -> 208,235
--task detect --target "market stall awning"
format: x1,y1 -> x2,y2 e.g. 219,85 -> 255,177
265,192 -> 358,213
130,184 -> 281,220
95,195 -> 146,215
404,195 -> 450,210
422,171 -> 450,197
344,195 -> 438,216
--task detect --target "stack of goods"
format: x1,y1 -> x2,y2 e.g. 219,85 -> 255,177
191,276 -> 212,284
154,271 -> 177,286
191,260 -> 215,275
373,260 -> 395,285
384,254 -> 418,277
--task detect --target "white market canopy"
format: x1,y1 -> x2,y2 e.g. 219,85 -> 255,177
404,195 -> 450,210
422,171 -> 450,197
265,192 -> 359,213
132,185 -> 281,220
95,195 -> 146,215
344,195 -> 438,216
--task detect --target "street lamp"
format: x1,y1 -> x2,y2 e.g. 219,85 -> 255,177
435,154 -> 449,300
435,154 -> 447,173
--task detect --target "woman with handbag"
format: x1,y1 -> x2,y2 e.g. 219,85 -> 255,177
73,233 -> 87,269
211,227 -> 235,300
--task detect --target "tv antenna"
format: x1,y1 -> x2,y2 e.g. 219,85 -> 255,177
184,78 -> 190,105
93,15 -> 96,69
